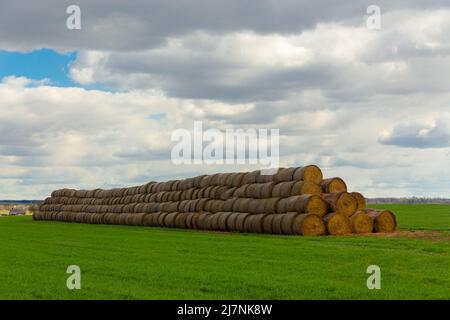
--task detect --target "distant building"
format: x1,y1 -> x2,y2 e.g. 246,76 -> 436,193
9,207 -> 26,216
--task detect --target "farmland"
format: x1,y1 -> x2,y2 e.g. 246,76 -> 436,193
0,204 -> 448,300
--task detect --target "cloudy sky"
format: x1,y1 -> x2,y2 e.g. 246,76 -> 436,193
1,0 -> 450,199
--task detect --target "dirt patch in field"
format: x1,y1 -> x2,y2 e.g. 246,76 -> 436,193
360,230 -> 450,242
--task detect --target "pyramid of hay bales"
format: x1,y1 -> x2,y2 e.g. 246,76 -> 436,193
33,165 -> 397,236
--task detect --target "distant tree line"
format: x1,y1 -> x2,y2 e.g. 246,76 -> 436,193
367,197 -> 450,204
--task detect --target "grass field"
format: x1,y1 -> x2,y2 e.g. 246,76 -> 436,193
0,204 -> 449,300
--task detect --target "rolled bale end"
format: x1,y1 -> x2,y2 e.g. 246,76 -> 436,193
293,213 -> 326,236
351,192 -> 366,211
349,211 -> 374,234
297,194 -> 328,217
321,177 -> 347,193
293,165 -> 323,184
364,209 -> 397,233
323,212 -> 352,235
323,192 -> 357,217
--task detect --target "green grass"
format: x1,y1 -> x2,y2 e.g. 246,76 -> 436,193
0,204 -> 449,300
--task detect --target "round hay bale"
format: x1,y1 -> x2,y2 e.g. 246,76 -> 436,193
117,213 -> 129,225
233,184 -> 249,198
191,189 -> 200,200
271,181 -> 296,197
209,186 -> 221,200
247,199 -> 260,214
195,199 -> 208,212
166,201 -> 179,213
364,209 -> 397,233
291,181 -> 322,196
220,187 -> 237,201
193,175 -> 206,188
170,180 -> 180,192
157,212 -> 170,227
235,213 -> 251,232
259,182 -> 275,198
196,213 -> 212,230
231,172 -> 245,187
174,212 -> 188,229
210,200 -> 224,213
323,192 -> 357,217
146,193 -> 157,203
245,184 -> 260,198
323,212 -> 352,235
142,212 -> 159,227
223,198 -> 237,212
351,192 -> 366,211
164,212 -> 180,228
321,177 -> 347,193
263,198 -> 280,214
178,200 -> 189,212
184,212 -> 195,229
274,167 -> 296,182
183,188 -> 194,200
225,173 -> 236,186
217,173 -> 232,186
294,213 -> 325,236
293,165 -> 323,184
350,211 -> 374,233
262,214 -> 275,233
246,214 -> 266,233
271,214 -> 284,234
144,182 -> 156,193
199,175 -> 211,188
217,212 -> 233,231
241,170 -> 259,184
203,199 -> 213,212
209,213 -> 222,231
233,198 -> 251,212
209,173 -> 221,186
226,213 -> 240,232
202,186 -> 213,199
277,195 -> 328,216
190,212 -> 203,229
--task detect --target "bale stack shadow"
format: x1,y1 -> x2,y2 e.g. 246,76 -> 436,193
33,165 -> 397,236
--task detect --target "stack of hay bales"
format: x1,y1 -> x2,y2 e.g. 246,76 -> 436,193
33,165 -> 397,236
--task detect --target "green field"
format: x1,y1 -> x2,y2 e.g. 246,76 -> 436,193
0,204 -> 449,300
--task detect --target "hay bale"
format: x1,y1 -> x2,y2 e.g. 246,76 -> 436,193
291,181 -> 322,196
157,212 -> 170,227
246,183 -> 261,198
241,170 -> 259,184
351,192 -> 366,211
164,212 -> 180,228
217,212 -> 233,231
235,213 -> 251,232
195,212 -> 211,230
246,214 -> 267,233
185,212 -> 196,229
232,172 -> 245,187
293,165 -> 323,184
323,192 -> 357,217
195,199 -> 208,212
199,175 -> 211,188
223,198 -> 237,212
209,213 -> 222,231
233,184 -> 249,198
271,214 -> 284,234
263,197 -> 280,214
349,211 -> 374,233
210,200 -> 224,213
226,213 -> 240,232
282,213 -> 325,236
191,212 -> 204,229
193,175 -> 206,188
174,212 -> 188,229
272,181 -> 296,197
323,213 -> 352,235
262,214 -> 275,233
233,198 -> 251,212
274,167 -> 296,182
364,209 -> 397,233
277,195 -> 328,216
220,187 -> 237,201
321,177 -> 347,193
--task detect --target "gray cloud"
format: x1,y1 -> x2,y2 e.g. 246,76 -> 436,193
379,121 -> 450,148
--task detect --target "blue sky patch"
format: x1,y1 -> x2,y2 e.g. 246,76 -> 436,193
0,48 -> 77,87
